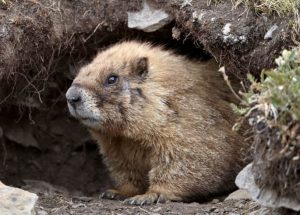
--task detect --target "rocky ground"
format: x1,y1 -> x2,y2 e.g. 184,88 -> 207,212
3,179 -> 299,215
26,180 -> 261,215
36,194 -> 259,215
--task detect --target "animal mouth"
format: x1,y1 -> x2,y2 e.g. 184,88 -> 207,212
80,117 -> 98,122
67,103 -> 101,125
78,115 -> 102,128
72,110 -> 99,123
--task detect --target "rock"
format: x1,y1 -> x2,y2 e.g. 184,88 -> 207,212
222,23 -> 232,35
127,0 -> 173,32
225,189 -> 251,201
37,211 -> 48,215
221,23 -> 246,44
249,208 -> 281,215
211,199 -> 220,204
180,0 -> 193,9
236,163 -> 300,211
172,27 -> 181,40
0,181 -> 38,215
264,24 -> 278,40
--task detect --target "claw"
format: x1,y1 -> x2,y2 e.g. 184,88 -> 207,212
123,198 -> 136,205
123,193 -> 162,206
123,199 -> 134,205
100,189 -> 125,200
100,192 -> 105,198
157,195 -> 167,203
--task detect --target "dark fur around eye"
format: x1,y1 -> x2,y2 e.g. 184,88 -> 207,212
106,75 -> 119,85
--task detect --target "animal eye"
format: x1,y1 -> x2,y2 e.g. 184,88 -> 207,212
106,75 -> 118,85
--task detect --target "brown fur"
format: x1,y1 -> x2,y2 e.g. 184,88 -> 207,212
69,41 -> 246,204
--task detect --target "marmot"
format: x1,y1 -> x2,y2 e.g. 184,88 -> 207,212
66,41 -> 246,205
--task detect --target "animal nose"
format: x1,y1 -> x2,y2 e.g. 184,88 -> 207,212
66,86 -> 82,106
68,95 -> 81,104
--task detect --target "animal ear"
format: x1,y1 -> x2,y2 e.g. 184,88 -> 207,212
131,57 -> 148,79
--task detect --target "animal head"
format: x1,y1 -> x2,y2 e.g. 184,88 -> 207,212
66,41 -> 176,135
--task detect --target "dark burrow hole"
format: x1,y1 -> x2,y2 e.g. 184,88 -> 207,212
0,23 -> 211,196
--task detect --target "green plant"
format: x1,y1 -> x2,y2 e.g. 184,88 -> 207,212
234,47 -> 300,197
234,47 -> 300,133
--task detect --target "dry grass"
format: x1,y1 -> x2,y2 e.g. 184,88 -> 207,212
261,0 -> 299,15
211,1 -> 299,31
207,0 -> 222,6
234,0 -> 299,16
233,0 -> 300,35
0,0 -> 11,6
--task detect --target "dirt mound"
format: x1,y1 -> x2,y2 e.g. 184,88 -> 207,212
155,0 -> 296,79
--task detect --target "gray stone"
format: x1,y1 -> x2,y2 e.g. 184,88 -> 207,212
236,163 -> 300,211
127,0 -> 173,32
249,208 -> 279,215
225,189 -> 251,201
0,181 -> 38,215
264,24 -> 278,40
221,23 -> 247,44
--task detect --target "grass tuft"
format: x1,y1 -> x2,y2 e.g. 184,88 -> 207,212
235,46 -> 300,131
234,0 -> 299,16
207,0 -> 222,6
233,0 -> 300,31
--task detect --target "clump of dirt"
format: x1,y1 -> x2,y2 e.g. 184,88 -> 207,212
252,122 -> 300,200
153,0 -> 297,79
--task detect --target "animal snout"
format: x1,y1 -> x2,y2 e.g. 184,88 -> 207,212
66,85 -> 82,107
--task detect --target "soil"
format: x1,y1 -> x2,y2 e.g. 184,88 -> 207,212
20,178 -> 264,215
156,0 -> 296,79
35,193 -> 261,215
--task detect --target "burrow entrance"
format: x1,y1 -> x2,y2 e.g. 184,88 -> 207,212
0,24 -> 211,196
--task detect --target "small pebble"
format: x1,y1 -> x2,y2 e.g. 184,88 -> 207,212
211,199 -> 220,204
151,207 -> 162,212
209,207 -> 217,212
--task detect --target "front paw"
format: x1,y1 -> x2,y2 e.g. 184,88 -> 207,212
123,193 -> 167,205
100,189 -> 125,200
